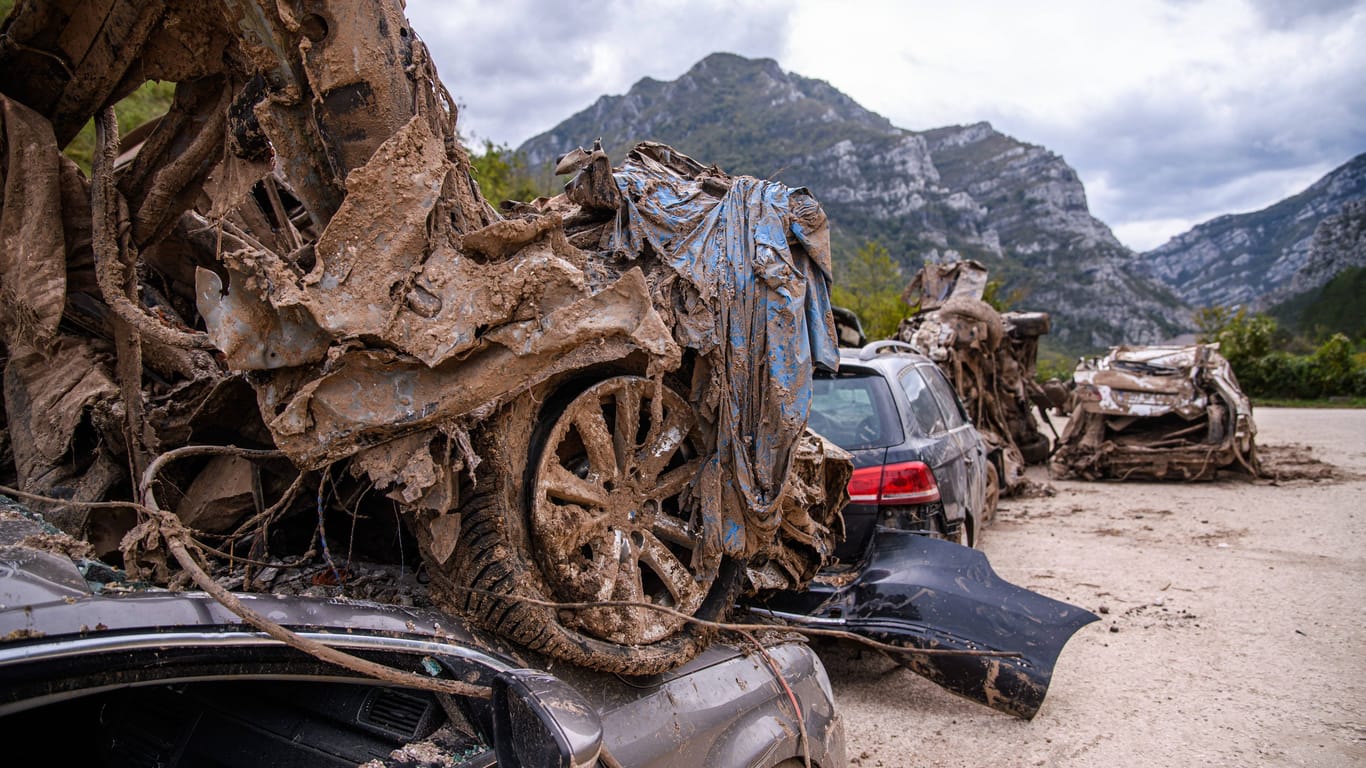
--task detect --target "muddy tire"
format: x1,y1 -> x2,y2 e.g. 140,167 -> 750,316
983,461 -> 1000,528
938,297 -> 1004,348
414,374 -> 742,675
1018,434 -> 1052,465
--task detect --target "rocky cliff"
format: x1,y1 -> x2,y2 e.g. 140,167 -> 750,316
1136,154 -> 1366,309
518,53 -> 1187,351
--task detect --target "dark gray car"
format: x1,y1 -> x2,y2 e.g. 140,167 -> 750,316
808,341 -> 995,561
0,502 -> 845,767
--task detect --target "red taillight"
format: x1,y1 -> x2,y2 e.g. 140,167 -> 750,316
846,461 -> 940,505
848,466 -> 884,503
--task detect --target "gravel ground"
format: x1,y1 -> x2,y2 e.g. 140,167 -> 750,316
823,407 -> 1366,767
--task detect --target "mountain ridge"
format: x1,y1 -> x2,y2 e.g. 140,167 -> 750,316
517,53 -> 1359,350
1135,154 -> 1366,310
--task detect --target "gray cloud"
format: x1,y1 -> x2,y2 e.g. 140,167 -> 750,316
403,0 -> 1366,250
1244,0 -> 1362,29
407,0 -> 791,145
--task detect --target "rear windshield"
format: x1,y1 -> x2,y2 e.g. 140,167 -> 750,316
809,372 -> 903,450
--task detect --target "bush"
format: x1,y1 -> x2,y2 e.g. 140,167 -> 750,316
1194,307 -> 1365,401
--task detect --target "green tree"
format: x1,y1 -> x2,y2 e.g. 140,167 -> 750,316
1196,306 -> 1276,368
1309,333 -> 1354,396
468,140 -> 541,205
831,241 -> 905,340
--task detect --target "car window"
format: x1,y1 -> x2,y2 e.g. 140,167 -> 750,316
809,372 -> 903,450
921,365 -> 968,429
899,367 -> 946,436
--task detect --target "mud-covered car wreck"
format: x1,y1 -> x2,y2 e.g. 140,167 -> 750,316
0,0 -> 851,677
894,261 -> 1056,495
1051,344 -> 1260,480
0,0 -> 1097,743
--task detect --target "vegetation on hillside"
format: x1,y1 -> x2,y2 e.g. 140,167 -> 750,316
1195,306 -> 1365,399
830,241 -> 906,340
1267,265 -> 1366,342
63,81 -> 177,172
467,140 -> 543,205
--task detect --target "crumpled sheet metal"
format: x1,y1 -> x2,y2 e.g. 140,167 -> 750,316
901,259 -> 989,311
748,431 -> 851,590
0,96 -> 69,350
251,268 -> 680,470
753,530 -> 1097,719
0,1 -> 845,612
610,143 -> 839,552
895,261 -> 1052,494
1052,344 -> 1259,480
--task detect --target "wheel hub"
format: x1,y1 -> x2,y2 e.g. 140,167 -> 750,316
529,376 -> 716,645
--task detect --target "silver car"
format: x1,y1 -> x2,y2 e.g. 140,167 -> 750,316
0,501 -> 845,767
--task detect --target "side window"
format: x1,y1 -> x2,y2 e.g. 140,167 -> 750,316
899,368 -> 946,435
921,366 -> 968,429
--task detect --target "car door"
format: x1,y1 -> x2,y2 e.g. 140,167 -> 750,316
918,363 -> 987,540
896,364 -> 970,535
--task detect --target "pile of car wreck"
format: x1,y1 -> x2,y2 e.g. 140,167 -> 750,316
884,259 -> 1260,485
0,2 -> 1113,765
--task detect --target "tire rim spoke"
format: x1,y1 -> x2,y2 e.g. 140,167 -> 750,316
589,531 -> 623,602
572,402 -> 619,483
653,458 -> 702,503
615,536 -> 646,603
639,533 -> 703,607
637,405 -> 694,481
613,385 -> 641,476
543,462 -> 610,508
651,513 -> 695,548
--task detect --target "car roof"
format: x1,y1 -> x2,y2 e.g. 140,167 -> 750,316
834,341 -> 936,374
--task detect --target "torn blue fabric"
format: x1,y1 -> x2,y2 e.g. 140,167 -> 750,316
609,143 -> 838,548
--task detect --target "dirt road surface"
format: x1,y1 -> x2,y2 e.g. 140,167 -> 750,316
824,407 -> 1365,767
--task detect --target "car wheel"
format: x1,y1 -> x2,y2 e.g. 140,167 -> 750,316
983,460 -> 1000,527
414,373 -> 742,676
1018,434 -> 1051,465
955,517 -> 972,548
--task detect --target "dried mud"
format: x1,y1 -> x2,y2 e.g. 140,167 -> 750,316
828,407 -> 1366,767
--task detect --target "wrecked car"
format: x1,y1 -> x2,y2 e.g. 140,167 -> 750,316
809,340 -> 996,553
0,499 -> 846,767
894,261 -> 1056,495
0,0 -> 1094,728
1050,344 -> 1260,480
0,0 -> 847,677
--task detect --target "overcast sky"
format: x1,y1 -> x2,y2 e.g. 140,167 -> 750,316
404,0 -> 1366,252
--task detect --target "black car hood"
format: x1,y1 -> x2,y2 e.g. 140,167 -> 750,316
752,529 -> 1097,719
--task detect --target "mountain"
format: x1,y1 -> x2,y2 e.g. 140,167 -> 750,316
1135,154 -> 1366,309
1265,198 -> 1366,338
517,53 -> 1187,351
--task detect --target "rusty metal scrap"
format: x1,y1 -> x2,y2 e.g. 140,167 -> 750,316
1050,344 -> 1260,480
0,0 -> 847,674
894,260 -> 1054,494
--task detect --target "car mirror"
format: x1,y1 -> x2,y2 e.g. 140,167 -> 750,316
492,669 -> 604,768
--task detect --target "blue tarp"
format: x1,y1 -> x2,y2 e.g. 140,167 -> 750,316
608,144 -> 839,553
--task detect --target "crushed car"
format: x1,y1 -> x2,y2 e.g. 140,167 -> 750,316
0,0 -> 849,677
0,498 -> 846,767
1050,343 -> 1260,480
0,0 -> 1095,729
893,261 -> 1056,495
